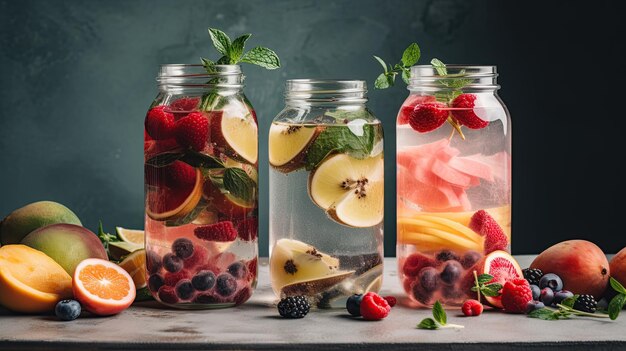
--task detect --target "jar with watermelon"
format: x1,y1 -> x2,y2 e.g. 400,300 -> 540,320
397,63 -> 512,307
144,64 -> 258,308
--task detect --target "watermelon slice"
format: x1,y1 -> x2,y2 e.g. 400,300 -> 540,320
449,156 -> 494,182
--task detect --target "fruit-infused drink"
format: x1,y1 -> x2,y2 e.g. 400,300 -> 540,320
396,64 -> 512,307
144,65 -> 258,308
269,80 -> 384,308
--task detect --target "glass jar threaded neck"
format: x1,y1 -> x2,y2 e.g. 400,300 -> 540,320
157,64 -> 243,93
285,79 -> 368,106
408,65 -> 499,93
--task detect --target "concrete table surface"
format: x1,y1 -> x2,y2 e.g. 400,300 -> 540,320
1,256 -> 624,351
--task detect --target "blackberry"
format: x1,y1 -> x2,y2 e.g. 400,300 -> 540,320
522,268 -> 543,286
573,294 -> 597,313
277,296 -> 310,319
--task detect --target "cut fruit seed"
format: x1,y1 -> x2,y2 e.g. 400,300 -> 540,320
268,123 -> 320,172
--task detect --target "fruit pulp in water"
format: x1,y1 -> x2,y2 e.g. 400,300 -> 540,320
268,122 -> 384,308
396,108 -> 511,306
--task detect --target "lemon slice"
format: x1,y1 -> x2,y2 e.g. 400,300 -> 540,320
116,227 -> 144,245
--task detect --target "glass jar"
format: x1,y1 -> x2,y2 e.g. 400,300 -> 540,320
144,65 -> 258,309
396,65 -> 511,307
268,80 -> 384,308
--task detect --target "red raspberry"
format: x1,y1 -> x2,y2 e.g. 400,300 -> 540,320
194,221 -> 238,242
175,112 -> 209,151
469,210 -> 509,254
451,94 -> 488,129
383,296 -> 397,307
462,299 -> 483,316
398,95 -> 437,124
183,245 -> 210,269
402,252 -> 436,277
408,103 -> 449,133
237,218 -> 258,241
163,270 -> 192,286
145,106 -> 176,140
501,278 -> 533,313
360,292 -> 391,320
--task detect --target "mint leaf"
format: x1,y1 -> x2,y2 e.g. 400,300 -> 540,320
401,43 -> 420,67
561,295 -> 579,309
208,28 -> 231,56
528,308 -> 562,320
432,301 -> 446,325
325,109 -> 371,121
201,57 -> 215,72
431,58 -> 447,76
223,167 -> 256,203
401,68 -> 410,85
180,150 -> 224,169
611,277 -> 626,295
417,318 -> 438,330
146,152 -> 185,167
609,294 -> 626,320
216,55 -> 230,64
373,56 -> 387,73
477,274 -> 494,284
374,73 -> 390,89
241,47 -> 280,69
230,33 -> 251,62
480,284 -> 502,297
305,124 -> 375,170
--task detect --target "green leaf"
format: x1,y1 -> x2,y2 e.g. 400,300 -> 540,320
230,33 -> 251,63
611,277 -> 626,295
223,167 -> 256,203
241,47 -> 280,69
561,295 -> 579,309
325,109 -> 371,122
432,301 -> 446,325
374,73 -> 390,89
200,91 -> 223,111
305,124 -> 375,170
201,57 -> 215,72
431,58 -> 447,76
216,55 -> 231,64
609,294 -> 626,320
145,152 -> 185,167
373,55 -> 387,73
528,308 -> 561,320
208,28 -> 231,56
480,285 -> 502,297
417,318 -> 439,330
401,68 -> 411,85
165,199 -> 209,227
180,150 -> 224,169
477,274 -> 494,284
401,43 -> 420,67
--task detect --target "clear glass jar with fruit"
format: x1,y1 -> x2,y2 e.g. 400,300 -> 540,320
396,62 -> 512,307
268,80 -> 384,308
144,64 -> 258,308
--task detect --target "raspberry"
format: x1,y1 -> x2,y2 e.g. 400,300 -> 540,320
398,95 -> 437,125
384,296 -> 397,307
501,278 -> 533,313
175,112 -> 209,151
194,221 -> 238,242
236,217 -> 258,241
233,287 -> 252,305
145,106 -> 176,140
360,292 -> 391,320
462,299 -> 483,316
469,210 -> 509,254
183,245 -> 210,269
407,103 -> 449,133
402,252 -> 436,277
451,94 -> 488,129
163,270 -> 192,286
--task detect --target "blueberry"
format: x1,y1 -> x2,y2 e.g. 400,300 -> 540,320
419,267 -> 440,292
175,279 -> 195,300
525,300 -> 545,314
227,262 -> 248,279
192,270 -> 216,291
460,251 -> 482,269
530,284 -> 540,300
539,273 -> 563,291
55,300 -> 81,321
148,274 -> 165,292
440,261 -> 463,285
172,238 -> 194,259
163,253 -> 183,273
146,250 -> 162,274
553,290 -> 574,305
540,288 -> 554,306
215,273 -> 237,297
346,294 -> 363,316
436,250 -> 459,263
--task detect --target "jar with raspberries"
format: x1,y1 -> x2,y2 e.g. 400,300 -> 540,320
144,64 -> 258,308
396,64 -> 512,307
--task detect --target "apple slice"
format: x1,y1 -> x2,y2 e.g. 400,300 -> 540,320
211,109 -> 258,164
269,123 -> 320,173
308,154 -> 384,227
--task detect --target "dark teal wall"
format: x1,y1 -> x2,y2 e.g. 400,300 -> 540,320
1,0 -> 624,256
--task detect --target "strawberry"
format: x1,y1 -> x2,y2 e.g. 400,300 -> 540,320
451,94 -> 488,129
194,221 -> 238,242
501,278 -> 533,313
398,95 -> 437,125
175,112 -> 209,151
469,210 -> 509,254
145,106 -> 176,140
408,103 -> 449,133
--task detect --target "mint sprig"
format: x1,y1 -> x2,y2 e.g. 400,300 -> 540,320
470,271 -> 502,303
96,220 -> 120,260
417,301 -> 464,330
373,43 -> 420,89
529,294 -> 612,321
304,124 -> 375,170
202,28 -> 280,70
608,277 -> 626,320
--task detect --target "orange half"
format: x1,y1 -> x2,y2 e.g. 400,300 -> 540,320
73,258 -> 136,315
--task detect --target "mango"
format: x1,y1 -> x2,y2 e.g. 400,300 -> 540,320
0,245 -> 73,313
610,247 -> 626,288
0,201 -> 82,245
21,224 -> 107,276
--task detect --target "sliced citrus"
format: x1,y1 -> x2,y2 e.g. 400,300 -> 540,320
146,168 -> 203,221
118,249 -> 147,290
211,108 -> 258,164
73,258 -> 136,315
116,227 -> 144,245
108,241 -> 143,261
309,154 -> 384,227
269,123 -> 320,172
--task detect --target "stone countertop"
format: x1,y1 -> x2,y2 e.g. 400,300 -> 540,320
0,256 -> 623,351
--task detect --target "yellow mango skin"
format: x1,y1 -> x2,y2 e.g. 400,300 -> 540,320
0,245 -> 73,313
